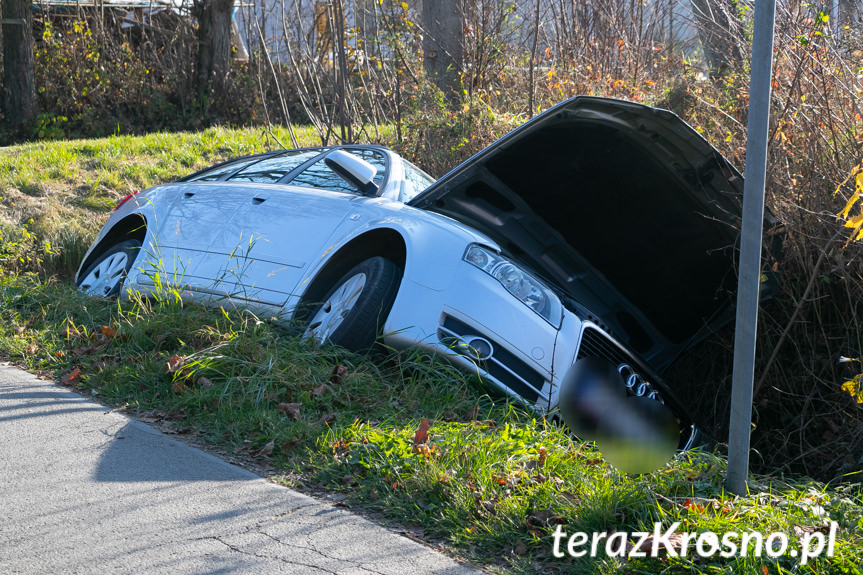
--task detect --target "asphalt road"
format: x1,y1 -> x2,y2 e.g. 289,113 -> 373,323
0,363 -> 477,575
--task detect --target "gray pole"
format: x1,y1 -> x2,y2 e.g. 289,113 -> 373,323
726,0 -> 776,495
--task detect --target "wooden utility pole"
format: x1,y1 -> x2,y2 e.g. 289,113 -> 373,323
421,0 -> 463,102
2,0 -> 37,128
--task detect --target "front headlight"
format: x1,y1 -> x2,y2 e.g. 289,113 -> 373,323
463,244 -> 563,327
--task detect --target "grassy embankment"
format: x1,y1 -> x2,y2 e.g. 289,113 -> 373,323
1,130 -> 862,575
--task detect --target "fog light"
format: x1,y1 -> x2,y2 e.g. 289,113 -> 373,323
464,336 -> 493,361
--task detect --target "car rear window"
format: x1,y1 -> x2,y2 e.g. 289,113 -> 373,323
228,149 -> 324,183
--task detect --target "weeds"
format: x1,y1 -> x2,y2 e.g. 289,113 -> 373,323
0,271 -> 861,573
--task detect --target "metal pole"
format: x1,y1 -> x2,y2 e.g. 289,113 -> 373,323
726,0 -> 776,495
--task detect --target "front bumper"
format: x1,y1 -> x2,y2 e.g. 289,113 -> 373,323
383,259 -> 705,451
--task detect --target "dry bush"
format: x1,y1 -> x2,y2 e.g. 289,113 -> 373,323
660,6 -> 863,480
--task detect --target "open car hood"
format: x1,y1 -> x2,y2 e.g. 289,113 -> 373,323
410,96 -> 780,364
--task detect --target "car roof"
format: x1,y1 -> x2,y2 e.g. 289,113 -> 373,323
176,144 -> 394,184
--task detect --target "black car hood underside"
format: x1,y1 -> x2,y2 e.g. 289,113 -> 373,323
410,96 -> 779,363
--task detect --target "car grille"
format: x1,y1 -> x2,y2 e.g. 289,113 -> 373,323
437,314 -> 543,403
576,325 -> 663,402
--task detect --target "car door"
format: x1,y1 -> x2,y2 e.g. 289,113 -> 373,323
193,148 -> 389,309
136,155 -> 276,288
158,149 -> 325,299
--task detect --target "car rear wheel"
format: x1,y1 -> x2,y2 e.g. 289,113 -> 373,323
76,239 -> 142,297
300,257 -> 401,352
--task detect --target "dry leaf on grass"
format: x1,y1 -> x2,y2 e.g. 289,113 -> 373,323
320,413 -> 337,425
311,383 -> 330,398
61,367 -> 82,386
280,437 -> 302,453
413,419 -> 430,445
100,326 -> 117,338
257,439 -> 275,457
329,364 -> 348,385
166,355 -> 187,373
277,402 -> 302,420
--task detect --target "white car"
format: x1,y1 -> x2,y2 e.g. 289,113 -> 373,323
76,96 -> 779,448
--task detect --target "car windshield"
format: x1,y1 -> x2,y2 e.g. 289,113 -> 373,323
400,160 -> 435,202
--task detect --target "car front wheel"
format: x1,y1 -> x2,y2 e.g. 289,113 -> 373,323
300,257 -> 402,352
76,239 -> 142,297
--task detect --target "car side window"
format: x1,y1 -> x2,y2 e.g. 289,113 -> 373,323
228,149 -> 323,183
399,160 -> 435,202
288,149 -> 387,194
185,157 -> 261,182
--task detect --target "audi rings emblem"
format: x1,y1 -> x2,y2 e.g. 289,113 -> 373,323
618,363 -> 650,398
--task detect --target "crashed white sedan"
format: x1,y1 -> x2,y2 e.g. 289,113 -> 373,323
77,96 -> 777,449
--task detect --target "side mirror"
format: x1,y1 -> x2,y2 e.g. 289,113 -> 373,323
325,150 -> 379,196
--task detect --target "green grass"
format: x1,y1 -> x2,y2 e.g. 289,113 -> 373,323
0,273 -> 861,574
0,126 -> 330,279
0,125 -> 321,196
1,130 -> 863,573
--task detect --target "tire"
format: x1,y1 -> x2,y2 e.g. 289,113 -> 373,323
299,257 -> 402,352
76,239 -> 142,298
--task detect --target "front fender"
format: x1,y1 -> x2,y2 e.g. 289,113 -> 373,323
330,203 -> 500,292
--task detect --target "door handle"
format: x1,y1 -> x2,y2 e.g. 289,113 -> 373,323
252,193 -> 270,204
184,192 -> 195,198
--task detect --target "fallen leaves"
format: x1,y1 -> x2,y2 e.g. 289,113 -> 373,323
329,364 -> 348,385
98,325 -> 117,339
165,355 -> 211,394
412,419 -> 431,456
841,376 -> 863,403
257,439 -> 275,457
166,355 -> 187,373
311,383 -> 330,398
320,412 -> 337,425
526,447 -> 548,471
280,436 -> 302,453
278,402 -> 302,420
414,419 -> 430,443
63,323 -> 120,345
525,509 -> 565,528
61,366 -> 82,386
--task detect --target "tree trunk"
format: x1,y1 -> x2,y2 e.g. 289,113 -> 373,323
421,0 -> 463,102
689,0 -> 745,76
193,0 -> 234,113
2,0 -> 37,128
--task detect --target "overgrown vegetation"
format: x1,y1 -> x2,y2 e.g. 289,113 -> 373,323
3,0 -> 863,570
1,273 -> 862,574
